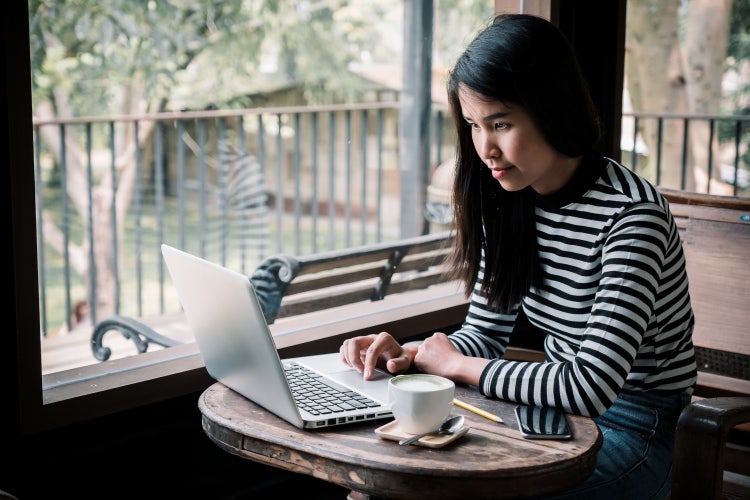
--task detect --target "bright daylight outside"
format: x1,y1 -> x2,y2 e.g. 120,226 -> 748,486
33,0 -> 496,374
31,0 -> 748,377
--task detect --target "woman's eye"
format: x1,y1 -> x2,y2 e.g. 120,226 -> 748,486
494,122 -> 508,130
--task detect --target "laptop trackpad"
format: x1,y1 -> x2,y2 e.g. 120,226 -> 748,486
296,353 -> 392,404
326,368 -> 391,403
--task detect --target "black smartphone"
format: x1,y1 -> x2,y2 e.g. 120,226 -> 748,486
514,404 -> 572,440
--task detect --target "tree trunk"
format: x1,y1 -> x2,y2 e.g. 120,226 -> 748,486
625,0 -> 694,190
35,34 -> 153,324
684,0 -> 733,194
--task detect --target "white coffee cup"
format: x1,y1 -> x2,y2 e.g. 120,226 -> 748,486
388,374 -> 455,435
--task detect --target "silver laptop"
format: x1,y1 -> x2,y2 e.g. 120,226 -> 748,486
161,243 -> 393,429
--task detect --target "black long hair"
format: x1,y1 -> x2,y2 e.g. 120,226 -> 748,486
445,13 -> 602,313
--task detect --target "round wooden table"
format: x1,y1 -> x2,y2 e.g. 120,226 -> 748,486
199,382 -> 602,499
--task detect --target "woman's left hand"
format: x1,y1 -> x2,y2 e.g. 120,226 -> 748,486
413,332 -> 463,378
414,332 -> 491,386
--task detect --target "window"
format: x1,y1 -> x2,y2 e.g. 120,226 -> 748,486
11,0 -> 500,435
8,1 -> 630,437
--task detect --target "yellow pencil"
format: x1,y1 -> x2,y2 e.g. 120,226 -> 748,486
453,398 -> 504,423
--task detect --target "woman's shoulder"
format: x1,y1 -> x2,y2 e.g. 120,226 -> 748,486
597,158 -> 666,207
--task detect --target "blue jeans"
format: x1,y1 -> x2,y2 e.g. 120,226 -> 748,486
543,390 -> 692,500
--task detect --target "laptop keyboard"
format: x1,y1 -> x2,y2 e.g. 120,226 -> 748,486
284,362 -> 382,416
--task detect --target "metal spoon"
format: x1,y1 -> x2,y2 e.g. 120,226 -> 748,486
398,415 -> 465,445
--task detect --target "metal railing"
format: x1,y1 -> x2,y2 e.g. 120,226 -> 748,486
622,111 -> 750,193
34,103 -> 455,336
34,105 -> 749,339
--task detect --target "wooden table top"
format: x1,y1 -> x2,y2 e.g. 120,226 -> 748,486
199,382 -> 602,500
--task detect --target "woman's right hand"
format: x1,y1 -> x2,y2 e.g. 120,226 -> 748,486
339,332 -> 415,380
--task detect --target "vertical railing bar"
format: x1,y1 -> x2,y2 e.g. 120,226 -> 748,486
198,119 -> 208,258
85,124 -> 97,323
237,115 -> 248,273
154,121 -> 166,312
328,111 -> 336,250
311,112 -> 319,254
435,110 -> 444,167
655,118 -> 663,185
133,121 -> 144,317
376,109 -> 384,242
360,109 -> 368,245
680,118 -> 689,190
706,118 -> 716,194
257,114 -> 271,259
108,121 -> 120,316
275,113 -> 284,254
345,110 -> 352,248
732,120 -> 742,196
176,120 -> 187,251
58,125 -> 72,333
217,117 -> 228,266
34,126 -> 48,335
631,116 -> 639,173
256,114 -> 268,261
293,112 -> 302,255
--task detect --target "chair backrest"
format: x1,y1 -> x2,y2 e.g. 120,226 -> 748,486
660,188 -> 750,394
250,231 -> 456,323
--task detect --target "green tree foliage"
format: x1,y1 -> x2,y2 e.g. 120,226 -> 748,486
28,0 -> 413,113
29,0 -> 253,113
728,0 -> 750,67
28,0 -> 495,114
721,0 -> 749,157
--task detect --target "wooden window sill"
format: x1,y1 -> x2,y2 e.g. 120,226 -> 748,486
35,284 -> 468,432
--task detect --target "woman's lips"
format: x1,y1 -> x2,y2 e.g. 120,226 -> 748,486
490,165 -> 511,180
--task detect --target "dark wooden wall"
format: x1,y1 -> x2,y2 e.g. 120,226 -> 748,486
7,392 -> 349,499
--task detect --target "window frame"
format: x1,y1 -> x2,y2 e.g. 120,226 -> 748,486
38,292 -> 469,432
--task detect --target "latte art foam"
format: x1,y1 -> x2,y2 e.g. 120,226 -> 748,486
391,375 -> 451,392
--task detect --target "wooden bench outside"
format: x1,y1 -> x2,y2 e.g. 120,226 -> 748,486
252,230 -> 456,324
90,230 -> 457,360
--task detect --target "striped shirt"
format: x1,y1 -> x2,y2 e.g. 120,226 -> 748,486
448,157 -> 697,417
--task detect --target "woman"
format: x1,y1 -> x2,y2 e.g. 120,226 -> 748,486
339,14 -> 697,499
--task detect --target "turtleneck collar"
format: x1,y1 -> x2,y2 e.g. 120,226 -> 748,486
535,152 -> 606,209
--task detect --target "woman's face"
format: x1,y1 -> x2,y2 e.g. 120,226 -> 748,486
457,84 -> 579,195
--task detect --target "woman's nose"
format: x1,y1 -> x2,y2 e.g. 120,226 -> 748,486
477,133 -> 499,160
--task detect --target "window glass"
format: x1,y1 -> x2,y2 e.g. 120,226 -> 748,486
30,1 -> 493,378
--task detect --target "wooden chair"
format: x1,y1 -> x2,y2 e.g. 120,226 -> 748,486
671,397 -> 750,499
660,189 -> 750,499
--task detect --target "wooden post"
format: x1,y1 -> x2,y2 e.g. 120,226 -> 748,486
399,0 -> 433,238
